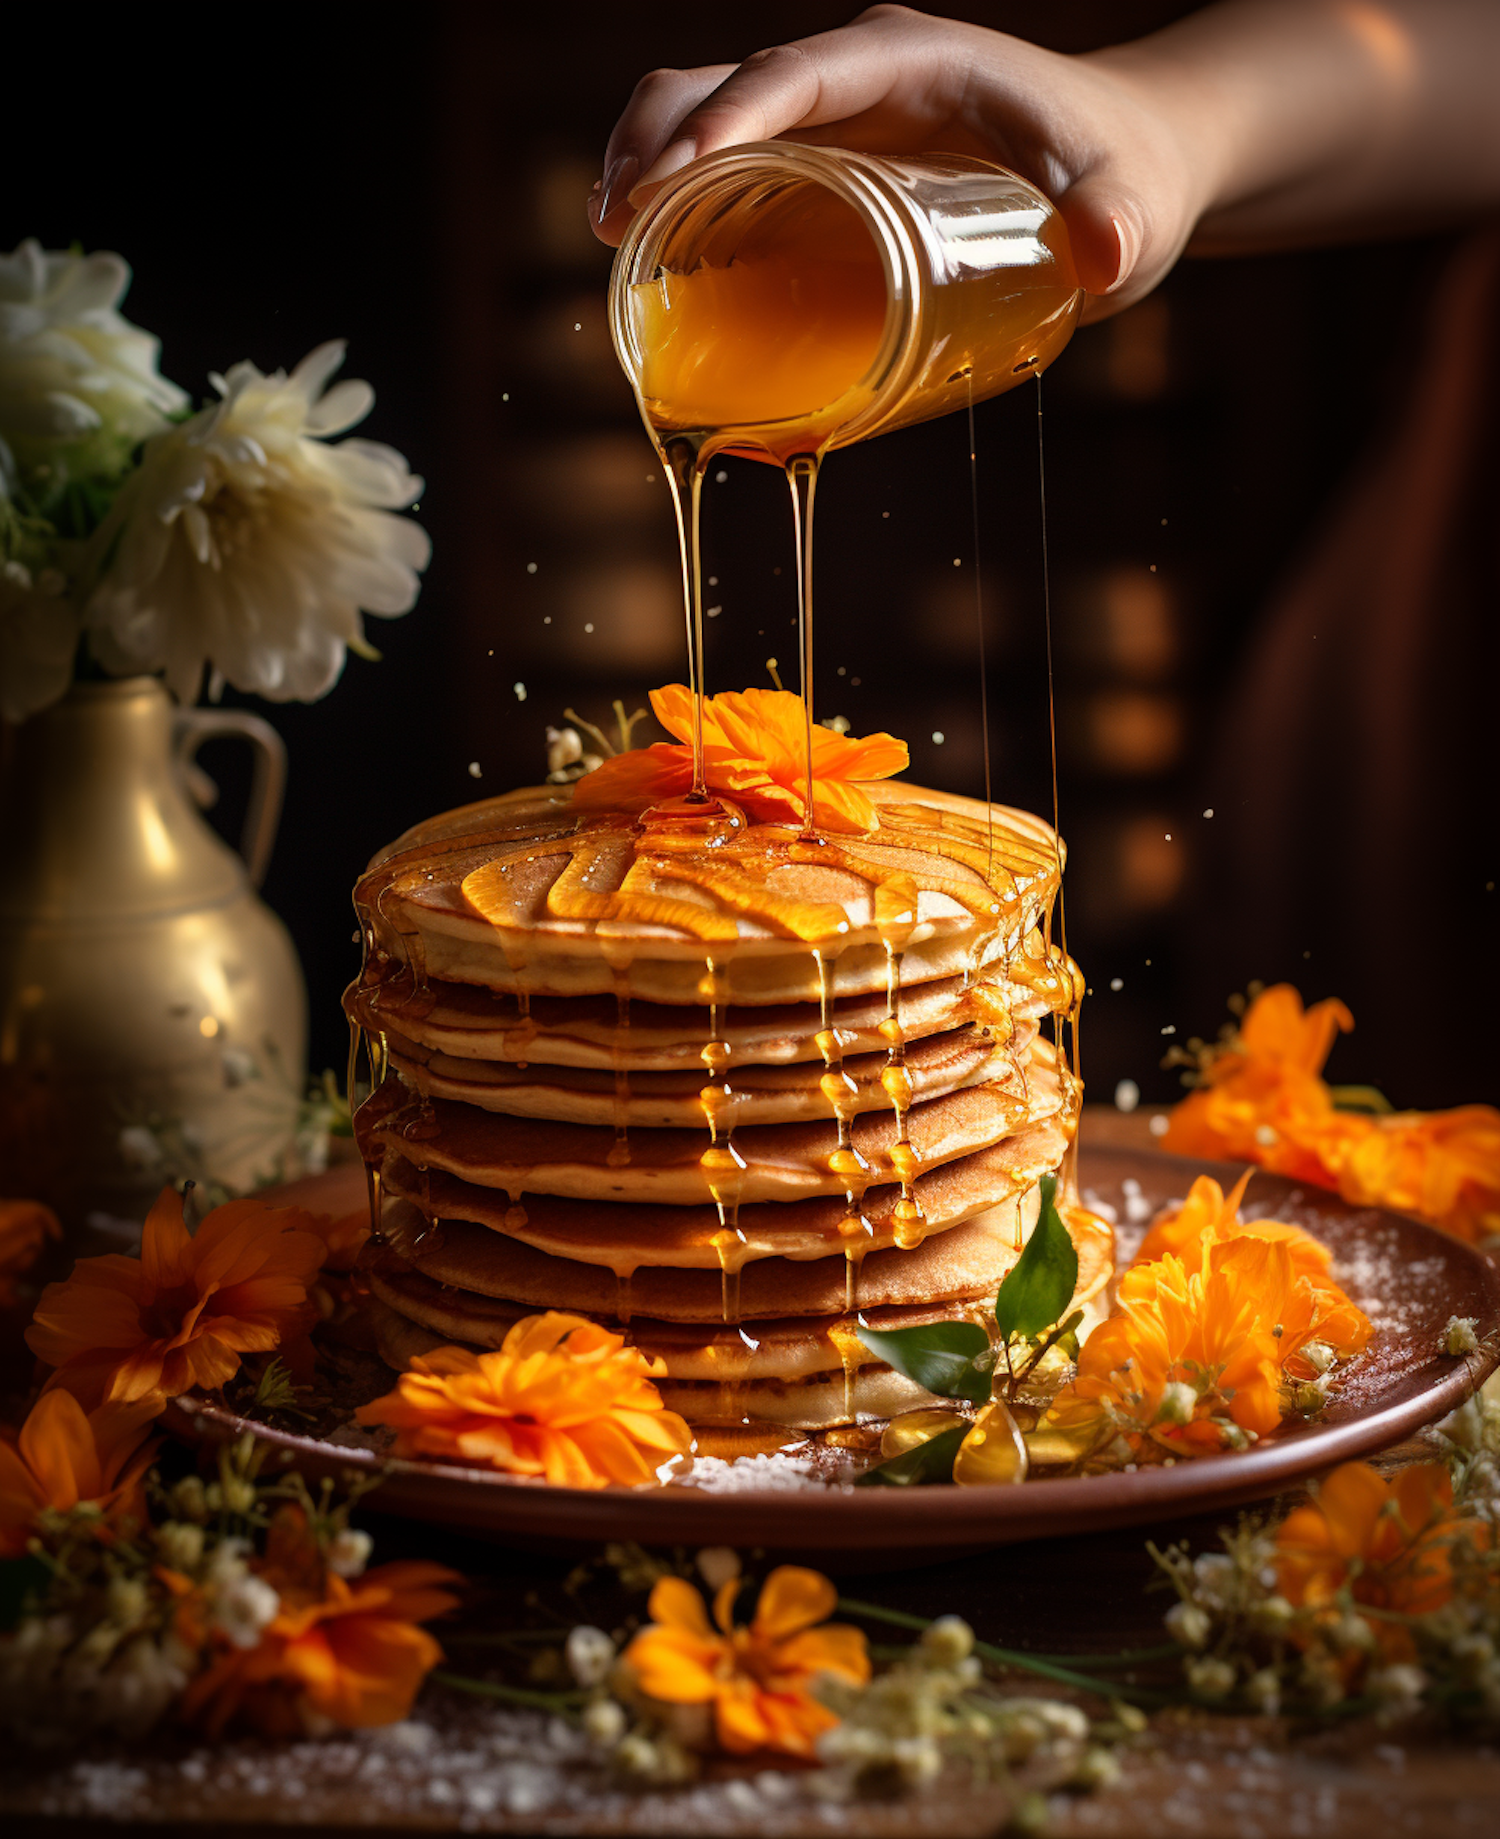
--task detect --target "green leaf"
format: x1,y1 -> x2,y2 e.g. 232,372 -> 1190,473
855,1321 -> 991,1404
994,1174 -> 1078,1343
855,1424 -> 968,1488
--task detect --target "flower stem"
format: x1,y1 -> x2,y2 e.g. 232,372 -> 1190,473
835,1599 -> 1174,1705
430,1672 -> 585,1714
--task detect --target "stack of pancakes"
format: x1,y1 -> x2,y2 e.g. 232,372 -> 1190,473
347,779 -> 1111,1431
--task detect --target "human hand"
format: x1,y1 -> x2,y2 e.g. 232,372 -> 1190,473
588,5 -> 1220,319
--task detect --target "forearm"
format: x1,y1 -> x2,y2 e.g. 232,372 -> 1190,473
1094,0 -> 1500,255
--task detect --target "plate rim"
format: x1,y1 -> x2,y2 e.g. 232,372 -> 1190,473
165,1148 -> 1500,1545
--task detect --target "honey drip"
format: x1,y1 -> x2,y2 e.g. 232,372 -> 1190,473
813,947 -> 872,1314
697,954 -> 747,1322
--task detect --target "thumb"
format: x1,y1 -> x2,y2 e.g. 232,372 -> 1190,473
1055,171 -> 1153,312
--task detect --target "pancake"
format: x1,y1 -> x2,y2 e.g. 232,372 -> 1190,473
365,1210 -> 1114,1427
369,1174 -> 1109,1321
358,1037 -> 1063,1206
354,781 -> 1065,1005
376,1095 -> 1078,1271
382,1019 -> 1033,1129
345,963 -> 1067,1073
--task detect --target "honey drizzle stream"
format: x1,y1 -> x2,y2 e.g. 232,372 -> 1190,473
814,948 -> 870,1311
966,372 -> 996,883
1034,374 -> 1078,1083
787,454 -> 820,834
698,955 -> 747,1323
661,435 -> 711,795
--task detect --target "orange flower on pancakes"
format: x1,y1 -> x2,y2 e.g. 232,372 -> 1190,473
181,1506 -> 460,1738
0,1388 -> 160,1557
26,1186 -> 327,1408
570,685 -> 908,834
1276,1461 -> 1490,1655
355,1313 -> 694,1489
624,1566 -> 870,1757
1163,985 -> 1362,1185
0,1197 -> 60,1307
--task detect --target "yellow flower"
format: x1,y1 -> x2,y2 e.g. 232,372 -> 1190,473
623,1567 -> 870,1757
355,1313 -> 694,1489
570,685 -> 908,833
26,1187 -> 327,1408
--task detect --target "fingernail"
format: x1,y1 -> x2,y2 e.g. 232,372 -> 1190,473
629,138 -> 695,204
1105,211 -> 1140,292
597,153 -> 637,226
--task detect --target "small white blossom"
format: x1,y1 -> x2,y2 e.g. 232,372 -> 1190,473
1191,1553 -> 1238,1607
582,1698 -> 627,1747
1165,1601 -> 1212,1650
154,1521 -> 205,1570
1155,1381 -> 1197,1427
1367,1664 -> 1427,1718
919,1616 -> 974,1666
565,1625 -> 616,1688
1069,1746 -> 1122,1789
325,1528 -> 373,1579
1244,1667 -> 1281,1715
208,1569 -> 279,1649
1444,1316 -> 1480,1356
105,1576 -> 150,1628
86,342 -> 429,705
1300,1341 -> 1337,1375
117,1124 -> 164,1171
694,1546 -> 740,1592
892,1735 -> 943,1785
1184,1655 -> 1236,1700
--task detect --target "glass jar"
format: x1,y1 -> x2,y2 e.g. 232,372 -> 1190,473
609,141 -> 1083,462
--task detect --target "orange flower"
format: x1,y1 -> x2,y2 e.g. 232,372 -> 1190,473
1163,986 -> 1500,1242
301,1204 -> 371,1275
356,1313 -> 694,1489
1134,1174 -> 1373,1378
0,1197 -> 60,1307
181,1508 -> 460,1738
624,1567 -> 870,1757
1276,1461 -> 1490,1648
1163,986 -> 1362,1186
26,1187 -> 328,1408
1338,1108 -> 1500,1245
570,685 -> 908,834
0,1388 -> 160,1557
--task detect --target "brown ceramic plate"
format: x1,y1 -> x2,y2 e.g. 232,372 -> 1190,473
166,1148 -> 1500,1560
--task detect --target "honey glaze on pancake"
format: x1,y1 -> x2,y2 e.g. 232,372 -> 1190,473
344,963 -> 1062,1073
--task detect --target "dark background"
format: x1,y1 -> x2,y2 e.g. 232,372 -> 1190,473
11,1 -> 1494,1108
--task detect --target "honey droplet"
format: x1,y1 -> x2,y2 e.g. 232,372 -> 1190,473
880,1408 -> 969,1462
951,1400 -> 1029,1486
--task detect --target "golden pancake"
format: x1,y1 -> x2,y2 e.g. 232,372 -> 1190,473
345,964 -> 1063,1073
383,1019 -> 1033,1130
365,1212 -> 1114,1428
358,1036 -> 1063,1207
353,781 -> 1066,1006
376,1094 -> 1077,1272
370,1174 -> 1112,1322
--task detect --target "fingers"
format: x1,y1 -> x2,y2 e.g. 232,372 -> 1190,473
589,8 -> 960,244
591,64 -> 737,245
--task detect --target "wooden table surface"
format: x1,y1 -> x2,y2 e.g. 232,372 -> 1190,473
5,1108 -> 1499,1838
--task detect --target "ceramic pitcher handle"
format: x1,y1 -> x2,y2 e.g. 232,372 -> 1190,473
173,709 -> 288,888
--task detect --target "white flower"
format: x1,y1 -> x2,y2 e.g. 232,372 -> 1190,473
565,1624 -> 616,1688
0,557 -> 78,721
1184,1655 -> 1236,1700
918,1616 -> 975,1666
0,239 -> 186,483
694,1545 -> 740,1592
1366,1664 -> 1427,1718
85,341 -> 429,704
325,1528 -> 373,1579
1164,1601 -> 1212,1650
1444,1316 -> 1480,1356
582,1698 -> 627,1747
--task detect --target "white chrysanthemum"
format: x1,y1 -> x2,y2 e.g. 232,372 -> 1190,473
0,239 -> 187,483
0,557 -> 79,721
85,342 -> 429,703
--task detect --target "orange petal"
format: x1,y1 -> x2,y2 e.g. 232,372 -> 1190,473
752,1566 -> 837,1642
648,1575 -> 716,1641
